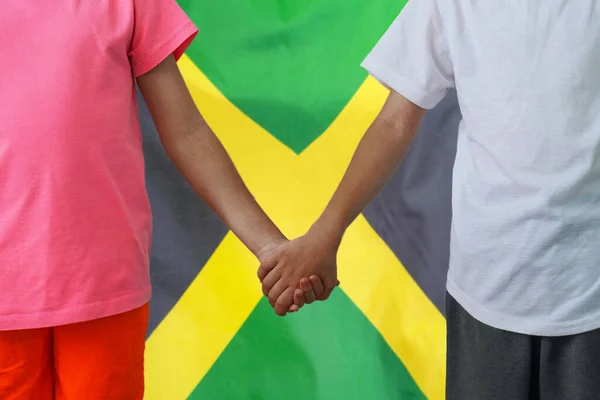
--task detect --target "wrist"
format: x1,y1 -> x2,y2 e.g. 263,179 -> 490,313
310,214 -> 346,248
254,231 -> 288,259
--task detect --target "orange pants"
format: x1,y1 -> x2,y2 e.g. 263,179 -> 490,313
0,304 -> 149,400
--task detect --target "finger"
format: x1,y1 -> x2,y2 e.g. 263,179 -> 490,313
257,256 -> 278,281
308,275 -> 324,298
317,276 -> 339,301
274,287 -> 295,316
288,304 -> 300,313
261,265 -> 282,297
293,288 -> 306,308
268,279 -> 288,309
301,278 -> 316,304
289,292 -> 302,313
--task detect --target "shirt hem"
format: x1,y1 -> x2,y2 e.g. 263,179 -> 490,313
131,21 -> 198,78
447,278 -> 600,337
0,288 -> 152,331
360,58 -> 446,110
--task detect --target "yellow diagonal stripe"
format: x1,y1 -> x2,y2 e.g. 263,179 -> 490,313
340,216 -> 446,400
144,54 -> 446,400
144,233 -> 260,400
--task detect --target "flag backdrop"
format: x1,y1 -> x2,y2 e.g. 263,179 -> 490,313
139,1 -> 461,399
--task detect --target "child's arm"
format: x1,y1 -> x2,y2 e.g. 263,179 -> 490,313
137,55 -> 285,258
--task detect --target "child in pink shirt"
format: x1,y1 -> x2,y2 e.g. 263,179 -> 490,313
0,0 -> 316,397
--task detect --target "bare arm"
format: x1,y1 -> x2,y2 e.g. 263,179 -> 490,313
137,55 -> 285,256
258,89 -> 426,314
314,89 -> 426,239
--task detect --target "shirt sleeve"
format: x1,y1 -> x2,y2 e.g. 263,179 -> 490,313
128,0 -> 199,78
361,0 -> 454,110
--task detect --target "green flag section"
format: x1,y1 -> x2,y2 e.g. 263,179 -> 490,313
190,295 -> 425,400
178,0 -> 407,153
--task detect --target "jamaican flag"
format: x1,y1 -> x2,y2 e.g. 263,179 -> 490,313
140,0 -> 461,399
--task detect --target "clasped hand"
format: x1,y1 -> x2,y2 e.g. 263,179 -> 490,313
257,226 -> 340,316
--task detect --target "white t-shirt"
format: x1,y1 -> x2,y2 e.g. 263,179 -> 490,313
362,0 -> 600,336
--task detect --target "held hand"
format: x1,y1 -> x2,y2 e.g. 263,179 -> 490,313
257,227 -> 340,316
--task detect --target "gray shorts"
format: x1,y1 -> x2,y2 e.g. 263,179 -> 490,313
446,294 -> 600,400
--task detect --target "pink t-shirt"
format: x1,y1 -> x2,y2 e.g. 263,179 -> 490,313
0,0 -> 197,330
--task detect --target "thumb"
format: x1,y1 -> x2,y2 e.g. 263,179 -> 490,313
317,286 -> 335,301
317,276 -> 339,301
